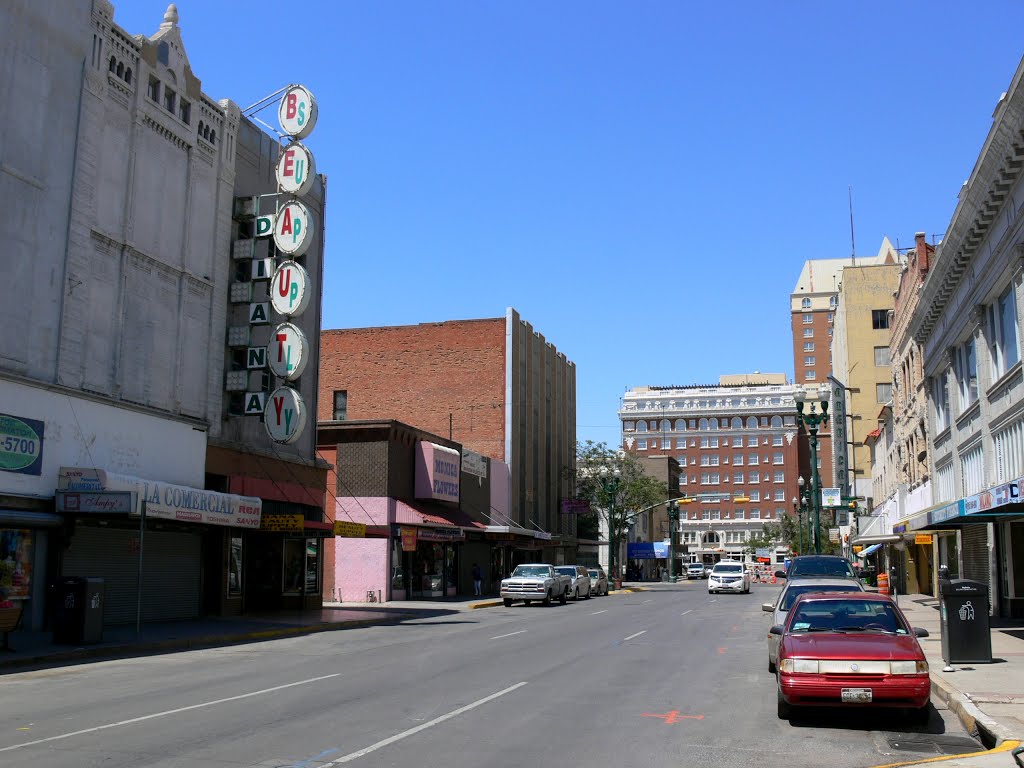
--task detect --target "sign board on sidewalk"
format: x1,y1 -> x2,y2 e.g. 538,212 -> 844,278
821,487 -> 841,507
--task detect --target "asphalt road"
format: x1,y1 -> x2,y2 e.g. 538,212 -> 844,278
0,582 -> 981,768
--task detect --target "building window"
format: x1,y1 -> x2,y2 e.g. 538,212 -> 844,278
805,370 -> 816,380
774,470 -> 784,483
874,346 -> 891,366
650,439 -> 660,450
178,98 -> 191,124
749,508 -> 761,519
960,444 -> 985,497
803,314 -> 813,324
989,285 -> 1020,378
804,342 -> 814,352
116,61 -> 124,78
332,390 -> 347,420
827,313 -> 834,324
933,372 -> 950,431
283,537 -> 320,595
871,309 -> 890,330
994,418 -> 1024,482
773,490 -> 785,501
829,295 -> 837,308
748,470 -> 760,483
710,473 -> 720,484
636,421 -> 648,432
733,455 -> 743,466
700,454 -> 710,466
637,440 -> 647,450
803,328 -> 813,338
772,435 -> 783,446
700,472 -> 710,484
748,454 -> 759,465
773,452 -> 783,464
109,55 -> 117,73
733,472 -> 744,484
954,337 -> 978,412
148,76 -> 161,102
163,87 -> 176,114
784,415 -> 796,426
124,67 -> 132,84
660,419 -> 671,432
804,356 -> 815,366
701,510 -> 711,520
711,510 -> 721,520
801,298 -> 811,309
676,438 -> 685,449
876,383 -> 892,403
935,461 -> 954,503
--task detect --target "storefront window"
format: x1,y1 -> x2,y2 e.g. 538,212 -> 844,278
0,529 -> 32,600
228,536 -> 243,597
305,538 -> 319,593
391,539 -> 405,590
939,533 -> 961,581
282,537 -> 320,595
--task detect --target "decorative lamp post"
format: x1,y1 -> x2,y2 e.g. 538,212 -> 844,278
794,384 -> 830,554
668,500 -> 680,583
792,490 -> 803,555
601,467 -> 622,588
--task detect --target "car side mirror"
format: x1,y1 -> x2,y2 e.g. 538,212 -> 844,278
913,627 -> 929,638
762,603 -> 774,612
774,570 -> 787,579
769,625 -> 784,635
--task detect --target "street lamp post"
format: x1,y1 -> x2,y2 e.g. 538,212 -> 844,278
601,467 -> 622,587
792,489 -> 803,555
794,384 -> 830,554
668,500 -> 680,583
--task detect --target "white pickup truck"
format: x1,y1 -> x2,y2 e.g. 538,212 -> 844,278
500,564 -> 571,606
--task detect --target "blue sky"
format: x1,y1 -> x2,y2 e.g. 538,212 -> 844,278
120,2 -> 1024,449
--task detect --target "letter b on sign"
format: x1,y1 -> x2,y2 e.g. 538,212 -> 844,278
278,85 -> 318,140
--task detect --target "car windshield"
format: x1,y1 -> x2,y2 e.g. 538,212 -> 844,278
788,557 -> 856,578
713,564 -> 743,574
779,583 -> 862,610
510,566 -> 550,578
788,598 -> 909,634
689,564 -> 703,570
555,567 -> 576,577
587,571 -> 600,578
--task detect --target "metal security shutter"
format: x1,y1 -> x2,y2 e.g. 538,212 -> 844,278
64,526 -> 201,625
961,525 -> 990,587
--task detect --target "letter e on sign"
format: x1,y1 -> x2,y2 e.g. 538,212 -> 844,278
275,142 -> 316,197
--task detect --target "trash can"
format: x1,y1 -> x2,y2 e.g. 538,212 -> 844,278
53,577 -> 104,644
939,578 -> 992,664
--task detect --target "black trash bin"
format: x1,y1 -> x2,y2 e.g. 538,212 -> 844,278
939,578 -> 992,664
53,577 -> 104,644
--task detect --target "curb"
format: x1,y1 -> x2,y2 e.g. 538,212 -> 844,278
930,673 -> 1022,747
868,739 -> 1021,768
467,600 -> 503,610
0,616 -> 407,671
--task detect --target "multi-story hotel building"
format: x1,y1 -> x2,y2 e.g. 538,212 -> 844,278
619,375 -> 802,565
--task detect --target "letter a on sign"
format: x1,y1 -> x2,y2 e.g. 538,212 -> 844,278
244,392 -> 267,414
249,302 -> 270,325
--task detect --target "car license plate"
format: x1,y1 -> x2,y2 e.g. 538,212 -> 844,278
841,688 -> 872,703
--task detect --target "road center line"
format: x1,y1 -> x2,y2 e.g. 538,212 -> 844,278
589,609 -> 608,615
0,673 -> 341,753
623,630 -> 647,641
642,599 -> 653,604
490,630 -> 526,640
680,609 -> 693,617
324,682 -> 529,764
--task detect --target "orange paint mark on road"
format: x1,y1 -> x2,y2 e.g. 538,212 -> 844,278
641,710 -> 705,724
717,646 -> 727,654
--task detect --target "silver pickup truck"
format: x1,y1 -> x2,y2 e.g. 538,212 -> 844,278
500,564 -> 570,606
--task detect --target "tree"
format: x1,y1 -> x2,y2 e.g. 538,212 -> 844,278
570,440 -> 668,571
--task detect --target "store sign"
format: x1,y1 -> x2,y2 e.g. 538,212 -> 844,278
268,322 -> 309,380
56,491 -> 134,514
821,487 -> 841,507
270,260 -> 312,317
965,482 -> 1019,514
462,449 -> 487,479
275,142 -> 316,196
414,441 -> 461,503
273,202 -> 313,256
915,534 -> 933,545
264,386 -> 307,445
560,498 -> 591,515
334,521 -> 367,538
278,84 -> 319,139
401,526 -> 418,551
261,513 -> 304,532
0,412 -> 44,476
417,527 -> 465,542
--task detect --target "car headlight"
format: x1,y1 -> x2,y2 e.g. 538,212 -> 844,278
779,659 -> 819,673
890,660 -> 928,675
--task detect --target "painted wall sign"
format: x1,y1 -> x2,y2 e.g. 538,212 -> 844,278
276,142 -> 316,197
270,260 -> 311,317
0,412 -> 44,476
414,441 -> 461,503
272,202 -> 313,256
264,386 -> 307,444
278,84 -> 318,139
268,322 -> 309,380
334,521 -> 367,538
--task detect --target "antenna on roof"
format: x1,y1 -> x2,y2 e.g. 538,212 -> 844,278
849,186 -> 856,264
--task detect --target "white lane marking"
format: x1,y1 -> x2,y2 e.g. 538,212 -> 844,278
622,630 -> 647,642
490,630 -> 526,640
680,609 -> 693,617
324,682 -> 529,764
0,673 -> 341,753
642,599 -> 653,604
589,610 -> 608,615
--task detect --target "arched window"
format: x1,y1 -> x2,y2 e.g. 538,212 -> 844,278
801,297 -> 811,309
732,416 -> 742,429
709,418 -> 719,430
829,295 -> 837,308
198,120 -> 204,136
771,415 -> 783,428
699,418 -> 709,431
109,56 -> 116,72
124,67 -> 132,84
746,416 -> 757,429
675,419 -> 686,431
703,531 -> 719,546
209,129 -> 215,144
636,421 -> 648,433
116,62 -> 124,78
660,419 -> 671,432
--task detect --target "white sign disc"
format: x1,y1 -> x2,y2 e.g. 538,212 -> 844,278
278,85 -> 318,139
273,201 -> 313,256
264,386 -> 307,444
270,260 -> 312,317
268,322 -> 309,380
276,142 -> 316,197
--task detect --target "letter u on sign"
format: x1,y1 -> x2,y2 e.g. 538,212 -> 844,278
270,260 -> 311,317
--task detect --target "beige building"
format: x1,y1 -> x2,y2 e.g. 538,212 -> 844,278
830,242 -> 902,503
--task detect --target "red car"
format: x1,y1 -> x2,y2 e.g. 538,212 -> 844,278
772,592 -> 931,721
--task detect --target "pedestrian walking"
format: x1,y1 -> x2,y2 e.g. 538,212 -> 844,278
471,562 -> 482,596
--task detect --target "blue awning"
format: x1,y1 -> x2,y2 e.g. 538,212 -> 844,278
627,542 -> 670,559
856,543 -> 882,559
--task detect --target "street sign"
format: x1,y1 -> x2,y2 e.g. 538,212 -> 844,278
829,528 -> 841,543
821,487 -> 841,507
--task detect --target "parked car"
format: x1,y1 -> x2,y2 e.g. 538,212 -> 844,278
686,563 -> 706,580
776,555 -> 858,581
587,567 -> 609,596
772,592 -> 931,721
500,564 -> 570,606
763,577 -> 867,672
708,560 -> 751,594
556,565 -> 592,600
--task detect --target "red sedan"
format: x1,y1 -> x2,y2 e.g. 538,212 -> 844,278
772,592 -> 931,721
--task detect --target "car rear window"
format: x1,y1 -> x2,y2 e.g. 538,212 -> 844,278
780,583 -> 862,610
588,570 -> 600,578
555,567 -> 576,576
714,564 -> 743,573
788,598 -> 908,634
788,558 -> 856,578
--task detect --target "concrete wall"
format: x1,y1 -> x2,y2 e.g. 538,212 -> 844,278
334,538 -> 388,603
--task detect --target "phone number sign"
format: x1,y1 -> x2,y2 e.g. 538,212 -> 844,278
0,412 -> 44,476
